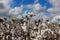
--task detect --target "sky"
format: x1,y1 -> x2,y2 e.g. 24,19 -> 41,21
10,0 -> 52,16
0,0 -> 52,17
11,0 -> 52,8
11,0 -> 52,10
0,0 -> 60,23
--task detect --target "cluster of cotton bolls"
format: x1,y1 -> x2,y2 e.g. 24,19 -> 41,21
0,15 -> 60,40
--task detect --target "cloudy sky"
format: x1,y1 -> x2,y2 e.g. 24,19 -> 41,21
0,0 -> 60,19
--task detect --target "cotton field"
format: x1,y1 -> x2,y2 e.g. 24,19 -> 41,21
0,14 -> 59,40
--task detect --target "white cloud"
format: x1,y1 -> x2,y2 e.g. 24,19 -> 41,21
47,8 -> 60,17
0,0 -> 12,10
0,3 -> 5,9
47,0 -> 60,17
33,3 -> 45,13
0,0 -> 23,18
47,0 -> 60,23
9,5 -> 23,17
24,3 -> 46,14
48,0 -> 60,15
0,0 -> 12,17
47,7 -> 60,14
49,0 -> 60,7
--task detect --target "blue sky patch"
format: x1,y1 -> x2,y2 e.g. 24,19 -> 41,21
11,0 -> 52,9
